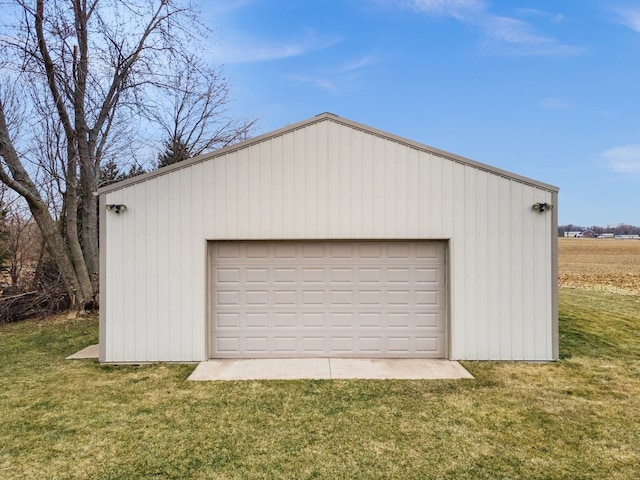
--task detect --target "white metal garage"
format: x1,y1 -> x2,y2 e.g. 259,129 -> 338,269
98,112 -> 559,363
209,241 -> 447,358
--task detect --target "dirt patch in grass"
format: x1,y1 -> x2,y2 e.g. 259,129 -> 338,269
558,238 -> 640,295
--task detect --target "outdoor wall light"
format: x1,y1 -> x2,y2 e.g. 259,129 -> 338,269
532,202 -> 553,213
106,204 -> 127,214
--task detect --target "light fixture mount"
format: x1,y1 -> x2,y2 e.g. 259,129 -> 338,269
106,204 -> 127,214
532,202 -> 553,213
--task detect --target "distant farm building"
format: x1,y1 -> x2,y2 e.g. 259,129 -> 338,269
564,231 -> 583,238
581,230 -> 597,238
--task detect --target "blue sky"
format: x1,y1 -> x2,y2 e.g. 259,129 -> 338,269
199,0 -> 640,227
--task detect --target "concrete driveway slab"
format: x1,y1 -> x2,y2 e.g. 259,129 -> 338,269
66,344 -> 99,360
188,358 -> 473,381
189,358 -> 331,381
329,358 -> 474,380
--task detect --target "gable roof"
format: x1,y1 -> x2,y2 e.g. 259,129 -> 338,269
97,112 -> 559,195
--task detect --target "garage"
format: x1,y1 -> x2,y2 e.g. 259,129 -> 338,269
209,241 -> 447,358
99,112 -> 558,363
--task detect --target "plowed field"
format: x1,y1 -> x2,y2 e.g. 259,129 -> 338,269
558,238 -> 640,295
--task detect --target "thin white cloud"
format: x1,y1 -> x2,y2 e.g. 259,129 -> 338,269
612,7 -> 640,32
602,144 -> 640,173
409,0 -> 485,20
397,0 -> 580,56
286,74 -> 338,91
285,54 -> 376,92
210,31 -> 343,64
205,0 -> 256,16
516,8 -> 565,24
539,97 -> 573,110
341,55 -> 378,72
482,16 -> 582,56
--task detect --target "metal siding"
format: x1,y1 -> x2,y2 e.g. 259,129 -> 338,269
406,147 -> 420,236
395,142 -> 409,237
521,185 -> 537,359
509,180 -> 525,358
327,123 -> 341,237
156,174 -> 172,360
259,141 -> 272,238
428,153 -> 443,236
463,165 -> 478,359
238,147 -> 251,237
498,177 -> 513,359
350,129 -> 363,238
475,170 -> 489,360
144,179 -> 159,361
305,125 -> 319,237
103,117 -> 557,362
179,168 -> 193,359
360,130 -> 374,235
450,162 -> 466,359
120,186 -> 137,361
372,135 -> 386,238
133,182 -> 147,360
548,192 -> 560,360
316,121 -> 330,236
190,163 -> 207,360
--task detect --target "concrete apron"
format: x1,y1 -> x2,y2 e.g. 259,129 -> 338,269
188,358 -> 474,381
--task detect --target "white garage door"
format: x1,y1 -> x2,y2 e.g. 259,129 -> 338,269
209,241 -> 447,358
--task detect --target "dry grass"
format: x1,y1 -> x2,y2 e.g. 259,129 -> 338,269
0,242 -> 638,478
558,238 -> 640,295
1,301 -> 639,479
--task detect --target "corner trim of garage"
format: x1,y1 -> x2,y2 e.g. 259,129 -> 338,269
187,358 -> 473,381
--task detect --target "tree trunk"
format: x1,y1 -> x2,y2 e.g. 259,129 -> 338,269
0,105 -> 92,307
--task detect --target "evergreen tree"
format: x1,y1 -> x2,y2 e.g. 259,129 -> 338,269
99,160 -> 147,187
157,137 -> 191,169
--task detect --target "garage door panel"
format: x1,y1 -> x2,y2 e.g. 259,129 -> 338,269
415,312 -> 444,329
217,291 -> 240,306
359,268 -> 382,283
330,337 -> 354,352
273,290 -> 296,306
217,313 -> 240,328
359,243 -> 382,258
302,268 -> 324,283
329,312 -> 353,327
302,244 -> 324,258
217,268 -> 240,284
246,268 -> 269,283
210,241 -> 447,358
415,243 -> 446,262
273,337 -> 296,352
330,268 -> 353,283
274,312 -> 296,327
246,313 -> 269,328
274,268 -> 296,283
360,312 -> 383,328
330,244 -> 353,258
415,268 -> 442,284
274,244 -> 297,258
302,290 -> 325,305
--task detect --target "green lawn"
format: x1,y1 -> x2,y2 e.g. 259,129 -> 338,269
1,288 -> 639,479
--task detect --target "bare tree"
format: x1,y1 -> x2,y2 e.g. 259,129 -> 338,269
0,0 -> 254,310
154,55 -> 257,168
4,208 -> 42,288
